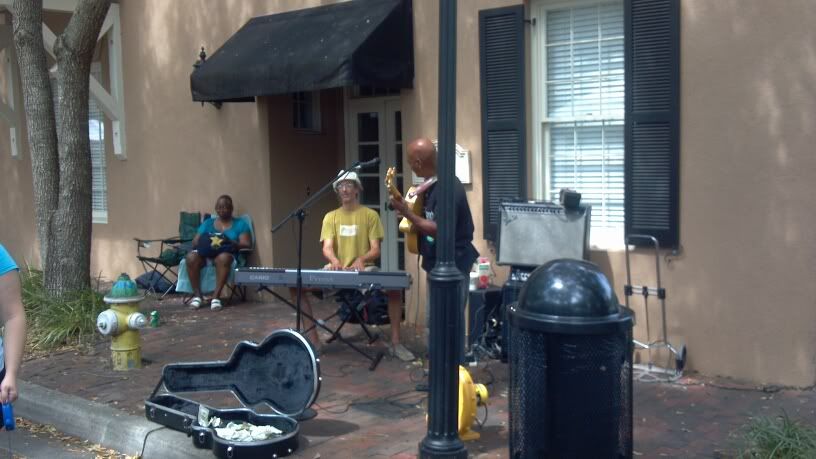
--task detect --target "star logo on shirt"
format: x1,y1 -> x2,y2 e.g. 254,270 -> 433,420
210,234 -> 224,248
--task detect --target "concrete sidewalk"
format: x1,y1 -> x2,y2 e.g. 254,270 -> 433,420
17,295 -> 816,458
17,381 -> 210,459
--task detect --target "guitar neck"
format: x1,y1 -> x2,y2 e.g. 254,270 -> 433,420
408,177 -> 437,198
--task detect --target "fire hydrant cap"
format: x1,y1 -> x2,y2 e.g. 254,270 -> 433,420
104,273 -> 145,304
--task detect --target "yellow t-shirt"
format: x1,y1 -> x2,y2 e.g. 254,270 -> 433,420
320,206 -> 384,268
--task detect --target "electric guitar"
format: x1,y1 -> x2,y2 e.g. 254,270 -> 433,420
385,167 -> 436,254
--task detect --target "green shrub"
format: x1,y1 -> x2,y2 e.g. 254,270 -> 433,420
742,413 -> 816,459
19,267 -> 107,350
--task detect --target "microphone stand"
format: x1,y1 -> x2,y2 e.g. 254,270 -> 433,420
271,164 -> 360,332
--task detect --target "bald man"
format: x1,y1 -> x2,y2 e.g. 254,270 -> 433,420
389,138 -> 479,363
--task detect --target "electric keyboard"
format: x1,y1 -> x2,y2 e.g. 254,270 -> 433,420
234,267 -> 412,290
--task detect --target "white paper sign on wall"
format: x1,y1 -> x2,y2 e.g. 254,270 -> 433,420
412,140 -> 471,184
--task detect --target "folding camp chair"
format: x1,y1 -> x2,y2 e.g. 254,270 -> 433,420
134,211 -> 202,298
176,213 -> 255,304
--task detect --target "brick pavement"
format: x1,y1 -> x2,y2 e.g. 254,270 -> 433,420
20,294 -> 816,458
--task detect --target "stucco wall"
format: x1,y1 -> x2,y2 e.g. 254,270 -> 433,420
0,106 -> 34,266
0,0 -> 814,386
589,0 -> 816,387
659,0 -> 816,386
267,89 -> 345,271
401,0 -> 522,326
405,0 -> 816,386
94,1 -> 339,275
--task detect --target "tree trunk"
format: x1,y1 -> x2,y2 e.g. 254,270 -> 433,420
13,0 -> 111,295
12,0 -> 58,277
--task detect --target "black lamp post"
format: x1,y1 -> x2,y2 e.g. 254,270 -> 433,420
419,0 -> 466,458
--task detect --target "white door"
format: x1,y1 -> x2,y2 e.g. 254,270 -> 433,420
346,96 -> 405,272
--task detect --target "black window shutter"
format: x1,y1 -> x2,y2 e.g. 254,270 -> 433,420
479,5 -> 526,242
625,0 -> 680,249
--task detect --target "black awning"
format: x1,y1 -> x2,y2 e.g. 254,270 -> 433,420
190,0 -> 414,102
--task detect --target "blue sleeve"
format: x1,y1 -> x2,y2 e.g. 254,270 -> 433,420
197,217 -> 214,235
237,219 -> 251,238
0,244 -> 19,276
224,219 -> 250,241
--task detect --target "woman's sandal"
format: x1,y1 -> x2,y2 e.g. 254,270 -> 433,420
189,297 -> 203,309
210,298 -> 223,311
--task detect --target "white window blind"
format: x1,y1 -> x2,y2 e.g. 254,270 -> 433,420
88,65 -> 108,223
543,1 -> 624,247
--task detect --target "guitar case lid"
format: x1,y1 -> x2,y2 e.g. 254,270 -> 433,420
145,328 -> 321,431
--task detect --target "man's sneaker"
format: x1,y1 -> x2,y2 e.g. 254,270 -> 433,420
390,343 -> 416,362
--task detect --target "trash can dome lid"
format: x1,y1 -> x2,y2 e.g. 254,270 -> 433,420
517,259 -> 618,317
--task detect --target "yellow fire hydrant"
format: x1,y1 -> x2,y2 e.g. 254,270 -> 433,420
96,273 -> 148,370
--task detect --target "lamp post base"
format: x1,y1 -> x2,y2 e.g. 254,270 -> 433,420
420,261 -> 468,459
419,438 -> 467,459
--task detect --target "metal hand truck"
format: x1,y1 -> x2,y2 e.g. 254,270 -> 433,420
624,234 -> 687,375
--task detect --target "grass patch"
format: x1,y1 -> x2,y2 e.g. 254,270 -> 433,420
742,413 -> 816,458
19,267 -> 107,351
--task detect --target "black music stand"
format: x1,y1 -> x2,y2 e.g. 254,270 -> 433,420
269,159 -> 384,371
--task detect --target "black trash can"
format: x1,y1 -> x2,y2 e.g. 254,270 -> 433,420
508,259 -> 633,459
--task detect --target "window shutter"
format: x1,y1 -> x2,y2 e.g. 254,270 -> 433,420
624,0 -> 680,248
479,5 -> 526,241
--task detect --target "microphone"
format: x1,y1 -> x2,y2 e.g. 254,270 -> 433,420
352,157 -> 380,170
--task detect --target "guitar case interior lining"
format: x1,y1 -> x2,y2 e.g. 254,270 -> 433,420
144,329 -> 321,458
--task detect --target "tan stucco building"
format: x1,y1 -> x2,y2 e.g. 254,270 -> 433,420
0,0 -> 814,387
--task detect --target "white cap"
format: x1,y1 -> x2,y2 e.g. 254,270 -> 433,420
334,171 -> 363,191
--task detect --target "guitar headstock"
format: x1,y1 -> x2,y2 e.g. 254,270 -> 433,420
385,167 -> 395,186
385,167 -> 401,198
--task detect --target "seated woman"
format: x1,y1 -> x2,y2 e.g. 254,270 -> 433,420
186,195 -> 251,310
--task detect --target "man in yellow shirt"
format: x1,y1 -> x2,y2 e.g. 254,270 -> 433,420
291,172 -> 415,361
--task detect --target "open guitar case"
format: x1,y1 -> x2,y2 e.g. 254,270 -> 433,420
144,329 -> 321,458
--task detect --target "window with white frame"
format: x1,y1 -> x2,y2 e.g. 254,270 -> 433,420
292,91 -> 321,132
51,62 -> 109,224
532,0 -> 624,248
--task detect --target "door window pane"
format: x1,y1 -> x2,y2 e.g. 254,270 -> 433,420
395,143 -> 403,172
398,241 -> 405,270
360,176 -> 380,206
358,112 -> 379,142
292,91 -> 321,131
359,144 -> 379,163
353,86 -> 400,98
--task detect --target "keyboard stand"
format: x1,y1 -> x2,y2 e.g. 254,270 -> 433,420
322,289 -> 380,346
259,286 -> 385,371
